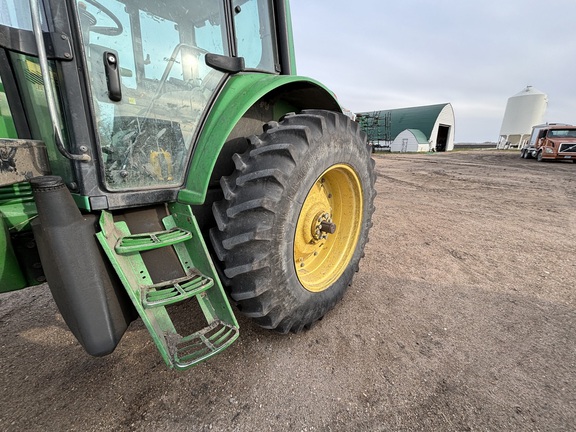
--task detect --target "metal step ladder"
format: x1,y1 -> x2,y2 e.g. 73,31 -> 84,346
96,202 -> 239,370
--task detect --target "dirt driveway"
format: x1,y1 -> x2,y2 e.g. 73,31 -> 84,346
1,150 -> 575,431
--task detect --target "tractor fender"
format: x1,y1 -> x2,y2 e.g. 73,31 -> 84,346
178,74 -> 341,205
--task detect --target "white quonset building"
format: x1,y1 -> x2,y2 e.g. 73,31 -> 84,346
497,86 -> 547,149
357,103 -> 455,152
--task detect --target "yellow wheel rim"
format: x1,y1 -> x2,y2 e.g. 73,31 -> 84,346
294,164 -> 363,292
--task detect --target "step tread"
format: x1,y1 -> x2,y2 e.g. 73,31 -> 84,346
115,227 -> 192,254
142,272 -> 214,308
170,320 -> 239,370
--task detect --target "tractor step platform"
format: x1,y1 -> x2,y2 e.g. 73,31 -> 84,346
142,272 -> 213,309
115,227 -> 192,254
96,203 -> 238,370
171,320 -> 238,369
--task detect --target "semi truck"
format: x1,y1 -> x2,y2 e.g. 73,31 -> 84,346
0,0 -> 375,370
520,123 -> 576,162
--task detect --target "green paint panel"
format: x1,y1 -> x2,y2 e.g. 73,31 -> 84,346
0,81 -> 17,139
0,183 -> 37,232
0,115 -> 17,139
283,0 -> 297,74
0,217 -> 27,292
0,183 -> 43,290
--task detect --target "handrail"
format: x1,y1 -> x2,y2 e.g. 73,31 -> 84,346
28,0 -> 91,162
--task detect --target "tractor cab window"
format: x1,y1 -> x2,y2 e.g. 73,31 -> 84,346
0,1 -> 44,31
139,13 -> 181,83
75,0 -> 229,190
233,0 -> 279,73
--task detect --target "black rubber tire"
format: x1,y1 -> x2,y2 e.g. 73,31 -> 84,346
537,150 -> 544,162
209,110 -> 376,333
520,149 -> 526,158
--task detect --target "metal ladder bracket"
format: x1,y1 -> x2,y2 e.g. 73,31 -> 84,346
96,208 -> 238,369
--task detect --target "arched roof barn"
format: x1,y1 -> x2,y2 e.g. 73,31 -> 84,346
357,103 -> 455,152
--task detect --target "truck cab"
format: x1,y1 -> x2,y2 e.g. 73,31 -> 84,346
521,124 -> 576,162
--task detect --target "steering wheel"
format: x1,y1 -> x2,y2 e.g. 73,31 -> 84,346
82,0 -> 123,36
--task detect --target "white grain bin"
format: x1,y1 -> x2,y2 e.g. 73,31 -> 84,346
498,86 -> 547,148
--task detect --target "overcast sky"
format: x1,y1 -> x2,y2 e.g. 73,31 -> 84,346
290,0 -> 576,143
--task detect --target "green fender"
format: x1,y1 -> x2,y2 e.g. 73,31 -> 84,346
177,73 -> 341,205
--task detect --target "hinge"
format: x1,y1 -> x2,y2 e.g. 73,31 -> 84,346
0,26 -> 73,61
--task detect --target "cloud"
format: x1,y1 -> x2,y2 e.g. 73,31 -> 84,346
290,0 -> 576,142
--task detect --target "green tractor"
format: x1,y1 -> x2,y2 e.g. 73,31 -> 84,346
0,0 -> 375,370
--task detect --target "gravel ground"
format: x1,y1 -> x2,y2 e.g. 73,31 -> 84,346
1,150 -> 575,431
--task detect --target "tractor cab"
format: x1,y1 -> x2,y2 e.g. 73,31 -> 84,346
75,0 -> 279,191
1,0 -> 281,206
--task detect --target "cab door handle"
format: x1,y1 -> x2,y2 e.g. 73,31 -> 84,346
103,51 -> 122,101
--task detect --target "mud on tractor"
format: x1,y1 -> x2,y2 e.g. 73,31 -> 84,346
0,0 -> 375,370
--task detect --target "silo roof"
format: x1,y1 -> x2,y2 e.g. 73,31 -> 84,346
512,85 -> 546,97
357,103 -> 451,141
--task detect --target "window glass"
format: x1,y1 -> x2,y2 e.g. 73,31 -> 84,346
9,53 -> 73,177
549,129 -> 576,138
79,1 -> 137,89
75,0 -> 228,190
140,12 -> 181,82
233,0 -> 278,72
0,0 -> 48,31
0,1 -> 30,30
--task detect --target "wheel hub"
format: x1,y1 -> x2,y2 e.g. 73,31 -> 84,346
312,212 -> 336,241
293,164 -> 363,293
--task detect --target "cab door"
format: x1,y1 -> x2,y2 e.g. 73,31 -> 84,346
74,0 -> 230,191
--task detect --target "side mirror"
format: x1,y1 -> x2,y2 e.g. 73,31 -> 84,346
205,53 -> 245,74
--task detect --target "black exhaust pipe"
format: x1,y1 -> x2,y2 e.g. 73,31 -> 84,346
31,176 -> 134,356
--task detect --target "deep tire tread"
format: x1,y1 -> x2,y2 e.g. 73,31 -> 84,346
210,110 -> 376,333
